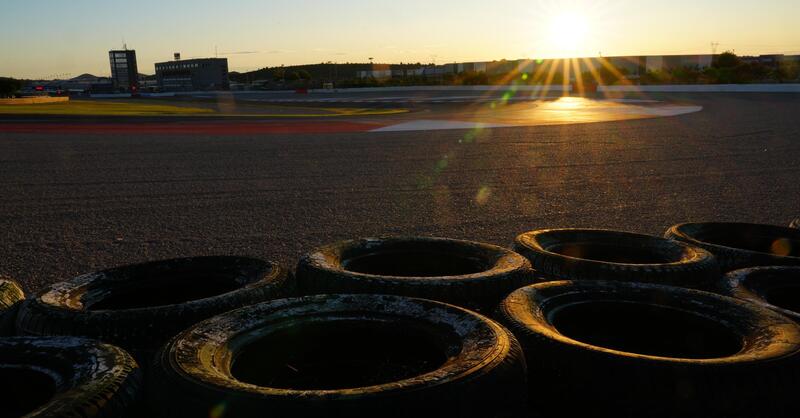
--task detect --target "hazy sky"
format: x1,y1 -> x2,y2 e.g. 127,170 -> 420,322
1,0 -> 798,78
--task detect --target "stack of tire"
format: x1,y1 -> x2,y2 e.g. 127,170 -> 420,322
2,256 -> 294,417
666,222 -> 800,272
497,226 -> 800,417
2,277 -> 140,418
149,238 -> 534,417
0,242 -> 534,418
2,220 -> 800,417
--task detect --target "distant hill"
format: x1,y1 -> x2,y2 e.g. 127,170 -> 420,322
70,73 -> 100,82
68,73 -> 153,82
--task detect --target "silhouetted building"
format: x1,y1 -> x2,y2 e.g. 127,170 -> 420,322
154,57 -> 229,91
109,49 -> 139,93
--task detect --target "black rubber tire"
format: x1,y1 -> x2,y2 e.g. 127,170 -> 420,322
720,266 -> 800,323
496,280 -> 800,418
0,336 -> 141,417
16,256 -> 291,363
791,218 -> 799,229
0,276 -> 25,335
666,222 -> 800,272
148,294 -> 528,418
296,236 -> 535,312
513,228 -> 719,288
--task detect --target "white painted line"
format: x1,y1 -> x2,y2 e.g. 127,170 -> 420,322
601,98 -> 660,103
639,105 -> 703,116
371,120 -> 513,132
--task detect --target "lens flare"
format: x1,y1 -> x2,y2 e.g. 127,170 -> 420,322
476,185 -> 492,205
771,239 -> 792,256
209,402 -> 227,418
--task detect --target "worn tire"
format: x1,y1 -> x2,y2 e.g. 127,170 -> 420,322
791,218 -> 799,229
16,256 -> 291,362
296,237 -> 535,311
0,336 -> 141,417
149,294 -> 528,418
513,228 -> 719,288
666,222 -> 800,272
721,266 -> 800,323
496,280 -> 800,418
0,276 -> 25,335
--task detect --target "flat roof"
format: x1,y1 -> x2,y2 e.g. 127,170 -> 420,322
155,57 -> 227,65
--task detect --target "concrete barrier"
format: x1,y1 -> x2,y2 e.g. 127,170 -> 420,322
0,97 -> 70,105
181,85 -> 573,96
89,93 -> 176,98
599,84 -> 800,93
140,92 -> 176,98
308,85 -> 572,94
89,93 -> 132,98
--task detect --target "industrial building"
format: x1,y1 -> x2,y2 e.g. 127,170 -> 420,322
154,55 -> 229,91
109,49 -> 139,92
356,54 -> 797,81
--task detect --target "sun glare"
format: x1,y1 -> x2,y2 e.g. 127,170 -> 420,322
548,12 -> 589,57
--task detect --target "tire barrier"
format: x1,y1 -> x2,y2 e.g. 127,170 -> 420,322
6,225 -> 800,415
666,222 -> 800,272
0,276 -> 24,335
721,266 -> 800,323
148,294 -> 527,418
296,237 -> 534,311
496,280 -> 800,418
15,256 -> 291,363
513,228 -> 719,288
0,336 -> 141,417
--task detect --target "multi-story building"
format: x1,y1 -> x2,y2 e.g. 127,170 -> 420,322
154,57 -> 229,91
109,49 -> 139,93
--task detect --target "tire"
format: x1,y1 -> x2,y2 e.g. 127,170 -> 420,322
513,228 -> 719,288
790,218 -> 799,229
296,237 -> 535,312
16,256 -> 291,363
666,222 -> 800,272
0,336 -> 141,417
720,266 -> 800,323
149,294 -> 528,418
496,280 -> 800,418
0,276 -> 25,335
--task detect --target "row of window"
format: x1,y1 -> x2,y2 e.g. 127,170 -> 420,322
158,63 -> 205,71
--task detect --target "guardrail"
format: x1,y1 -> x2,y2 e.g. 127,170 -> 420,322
599,84 -> 800,93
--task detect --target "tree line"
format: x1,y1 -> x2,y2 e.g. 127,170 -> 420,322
0,77 -> 25,98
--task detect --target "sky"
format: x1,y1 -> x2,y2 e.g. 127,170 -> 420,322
1,0 -> 798,79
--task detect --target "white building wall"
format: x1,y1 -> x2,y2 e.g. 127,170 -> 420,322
646,56 -> 664,72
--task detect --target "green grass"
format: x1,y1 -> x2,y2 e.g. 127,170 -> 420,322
0,101 -> 214,116
0,100 -> 410,118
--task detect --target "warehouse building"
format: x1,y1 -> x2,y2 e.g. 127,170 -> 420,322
154,55 -> 229,91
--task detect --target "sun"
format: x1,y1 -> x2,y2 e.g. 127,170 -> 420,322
548,12 -> 590,57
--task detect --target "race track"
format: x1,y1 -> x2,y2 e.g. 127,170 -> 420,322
0,93 -> 798,291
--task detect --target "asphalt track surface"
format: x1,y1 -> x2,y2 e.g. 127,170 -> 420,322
1,93 -> 799,292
